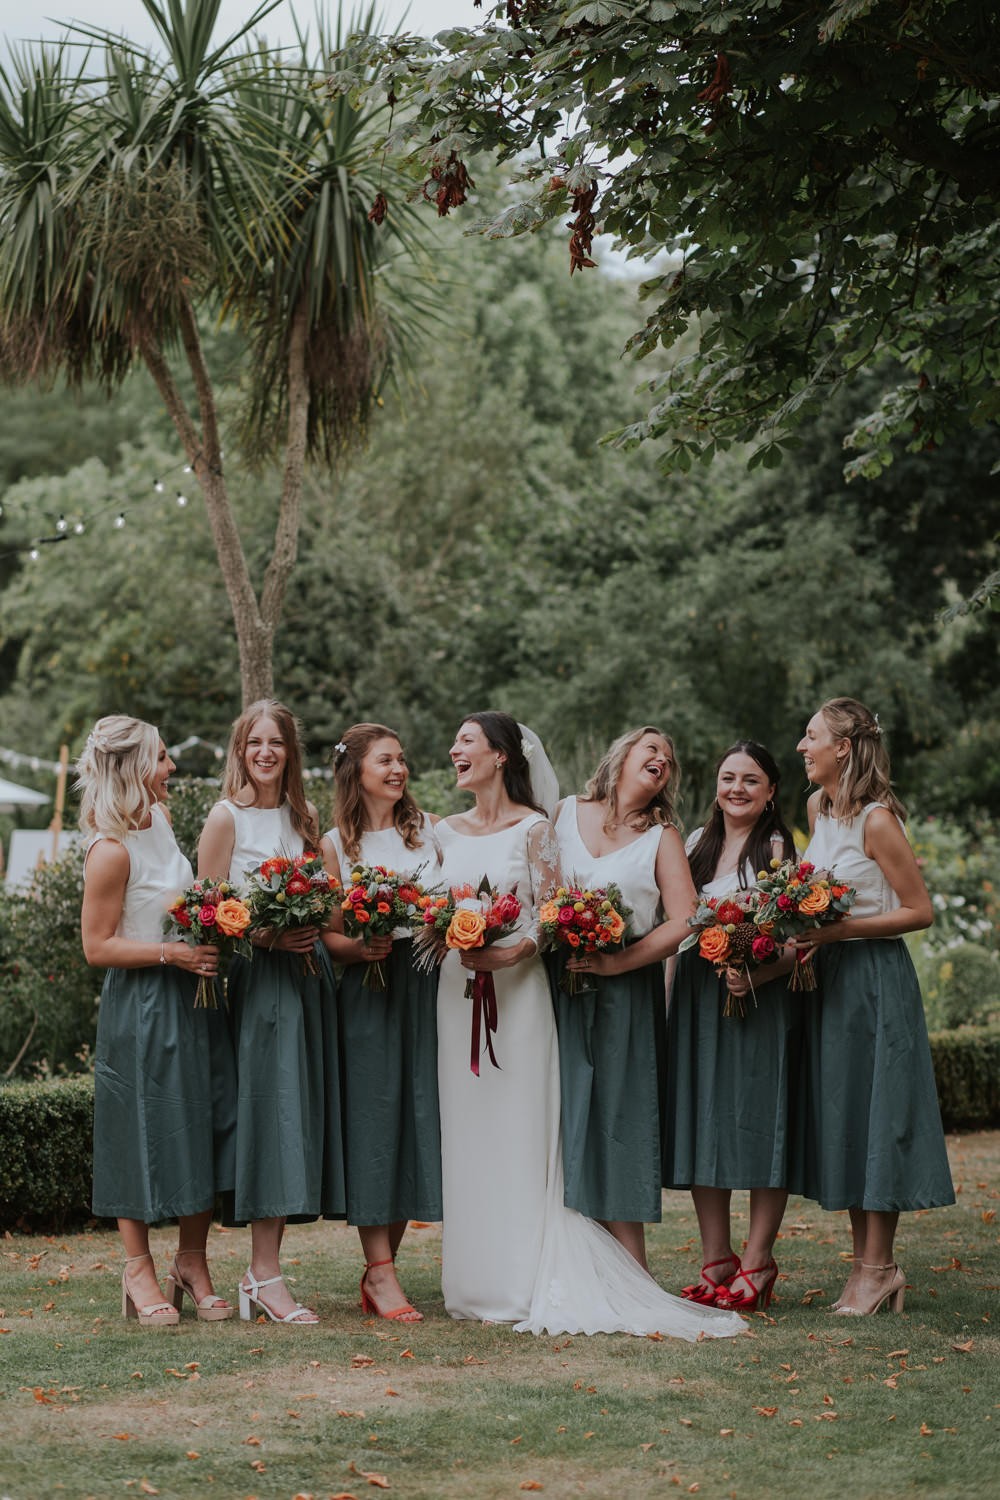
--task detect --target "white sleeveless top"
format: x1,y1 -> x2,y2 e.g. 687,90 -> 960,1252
324,815 -> 440,940
219,798 -> 303,884
554,797 -> 662,938
804,802 -> 902,922
86,803 -> 193,943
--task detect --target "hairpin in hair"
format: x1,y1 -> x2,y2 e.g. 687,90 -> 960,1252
872,712 -> 882,737
520,737 -> 535,762
334,740 -> 348,756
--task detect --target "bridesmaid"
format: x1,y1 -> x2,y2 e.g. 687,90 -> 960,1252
80,716 -> 234,1326
556,726 -> 698,1270
796,697 -> 954,1315
321,723 -> 442,1324
199,699 -> 342,1325
662,740 -> 797,1312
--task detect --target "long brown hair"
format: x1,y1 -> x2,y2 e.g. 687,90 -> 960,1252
687,740 -> 795,891
581,725 -> 681,834
816,697 -> 907,821
222,699 -> 318,848
332,722 -> 424,865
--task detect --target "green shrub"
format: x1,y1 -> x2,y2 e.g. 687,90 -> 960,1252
920,943 -> 1000,1030
930,1026 -> 1000,1131
910,815 -> 1000,954
0,1074 -> 94,1230
0,845 -> 102,1078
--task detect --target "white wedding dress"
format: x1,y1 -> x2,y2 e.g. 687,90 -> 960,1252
436,814 -> 744,1339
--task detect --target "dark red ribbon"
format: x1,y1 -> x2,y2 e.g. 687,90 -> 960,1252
469,970 -> 500,1076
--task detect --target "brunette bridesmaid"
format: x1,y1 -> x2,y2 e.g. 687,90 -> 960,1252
321,723 -> 442,1323
663,740 -> 798,1313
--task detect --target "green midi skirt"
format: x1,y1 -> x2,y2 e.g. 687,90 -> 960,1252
338,940 -> 442,1225
226,943 -> 344,1223
801,939 -> 954,1211
553,955 -> 668,1222
92,965 -> 236,1221
663,950 -> 805,1190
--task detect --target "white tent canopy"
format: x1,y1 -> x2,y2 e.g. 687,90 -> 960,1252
0,776 -> 50,812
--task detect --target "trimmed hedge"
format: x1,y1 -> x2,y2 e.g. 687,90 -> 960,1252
0,1075 -> 95,1231
930,1025 -> 1000,1130
2,1029 -> 998,1231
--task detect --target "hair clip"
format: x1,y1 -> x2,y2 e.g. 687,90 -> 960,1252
520,738 -> 535,762
872,712 -> 882,737
334,740 -> 348,756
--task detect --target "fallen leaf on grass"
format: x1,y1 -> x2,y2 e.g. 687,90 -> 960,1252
250,1458 -> 266,1473
111,1432 -> 134,1441
463,1355 -> 486,1365
719,1428 -> 734,1436
139,1482 -> 159,1496
788,1419 -> 803,1427
952,1340 -> 974,1353
640,1443 -> 655,1452
384,1388 -> 399,1398
519,1484 -> 543,1493
884,1376 -> 899,1390
754,1407 -> 778,1418
887,1349 -> 909,1360
983,1210 -> 997,1224
800,1288 -> 826,1305
679,1418 -> 693,1427
823,1394 -> 835,1405
646,1331 -> 664,1342
337,1410 -> 366,1419
243,1436 -> 262,1446
920,1423 -> 933,1436
399,1349 -> 414,1359
510,1437 -> 522,1446
185,1452 -> 199,1460
351,1355 -> 376,1369
328,1494 -> 359,1499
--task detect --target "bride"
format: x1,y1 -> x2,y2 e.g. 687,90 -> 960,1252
436,711 -> 744,1340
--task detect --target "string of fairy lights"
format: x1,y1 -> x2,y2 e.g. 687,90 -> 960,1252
0,736 -> 334,782
0,456 -> 198,565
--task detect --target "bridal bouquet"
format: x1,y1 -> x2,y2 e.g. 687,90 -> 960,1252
413,877 -> 522,1074
244,852 -> 341,975
678,891 -> 776,1017
163,879 -> 252,1008
751,858 -> 856,991
340,863 -> 433,990
539,881 -> 634,995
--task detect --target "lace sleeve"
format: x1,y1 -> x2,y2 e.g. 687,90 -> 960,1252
522,818 -> 562,949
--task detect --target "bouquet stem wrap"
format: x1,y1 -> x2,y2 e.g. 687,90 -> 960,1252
468,970 -> 500,1076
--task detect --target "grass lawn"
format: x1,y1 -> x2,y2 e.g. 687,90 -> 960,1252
1,1131 -> 997,1500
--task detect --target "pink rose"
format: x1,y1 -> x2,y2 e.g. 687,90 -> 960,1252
752,934 -> 776,962
557,905 -> 576,926
198,904 -> 218,927
777,894 -> 793,911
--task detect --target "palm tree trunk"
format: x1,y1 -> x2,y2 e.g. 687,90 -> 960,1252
260,295 -> 309,633
139,306 -> 275,704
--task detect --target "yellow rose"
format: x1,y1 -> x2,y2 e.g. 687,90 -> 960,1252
215,897 -> 251,937
798,885 -> 831,915
445,909 -> 487,951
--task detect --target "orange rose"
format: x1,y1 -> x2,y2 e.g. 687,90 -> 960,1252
604,910 -> 626,942
214,897 -> 251,937
798,885 -> 831,915
445,909 -> 487,951
699,926 -> 731,963
539,900 -> 561,925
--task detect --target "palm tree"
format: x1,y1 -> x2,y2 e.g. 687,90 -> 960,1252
0,0 -> 428,701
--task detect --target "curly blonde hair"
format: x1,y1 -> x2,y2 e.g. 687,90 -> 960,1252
76,715 -> 162,840
817,697 -> 907,821
581,725 -> 681,834
332,723 -> 424,865
222,699 -> 319,848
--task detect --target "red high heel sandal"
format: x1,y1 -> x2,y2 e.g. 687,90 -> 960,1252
360,1258 -> 423,1323
680,1254 -> 740,1306
713,1258 -> 778,1311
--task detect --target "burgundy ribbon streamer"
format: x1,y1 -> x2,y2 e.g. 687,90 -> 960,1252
469,970 -> 500,1076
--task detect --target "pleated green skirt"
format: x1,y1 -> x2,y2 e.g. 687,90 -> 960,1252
553,955 -> 667,1222
663,950 -> 805,1190
801,939 -> 954,1211
226,943 -> 344,1223
92,966 -> 236,1222
338,940 -> 442,1225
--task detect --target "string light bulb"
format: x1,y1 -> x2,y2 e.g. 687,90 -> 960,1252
114,513 -> 126,529
56,515 -> 67,532
176,492 -> 188,507
153,479 -> 165,493
74,521 -> 85,535
29,547 -> 40,560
